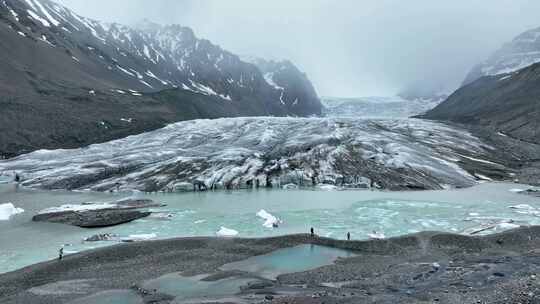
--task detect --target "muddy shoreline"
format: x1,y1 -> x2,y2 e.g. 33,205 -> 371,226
1,227 -> 540,303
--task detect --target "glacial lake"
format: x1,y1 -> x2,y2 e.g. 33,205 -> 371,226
1,182 -> 540,274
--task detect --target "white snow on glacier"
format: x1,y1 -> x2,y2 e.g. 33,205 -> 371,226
0,117 -> 508,192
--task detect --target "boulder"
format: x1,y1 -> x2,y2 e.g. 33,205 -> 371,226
33,209 -> 151,228
32,198 -> 161,228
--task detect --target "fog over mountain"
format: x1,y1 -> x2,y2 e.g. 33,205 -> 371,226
55,0 -> 540,97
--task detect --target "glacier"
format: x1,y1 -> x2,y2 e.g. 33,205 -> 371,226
0,117 -> 510,192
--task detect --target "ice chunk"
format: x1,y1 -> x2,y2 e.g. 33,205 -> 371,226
0,203 -> 24,220
508,204 -> 535,210
497,222 -> 520,230
282,183 -> 298,190
474,173 -> 493,181
509,188 -> 527,193
256,209 -> 280,228
368,231 -> 386,239
317,184 -> 339,191
125,233 -> 157,241
216,226 -> 238,237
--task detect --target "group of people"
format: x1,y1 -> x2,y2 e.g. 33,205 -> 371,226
310,227 -> 352,241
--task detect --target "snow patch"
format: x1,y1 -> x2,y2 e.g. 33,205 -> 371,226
8,5 -> 19,21
33,0 -> 60,26
145,70 -> 168,85
27,9 -> 50,27
117,66 -> 136,77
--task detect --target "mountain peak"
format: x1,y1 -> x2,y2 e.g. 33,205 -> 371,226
463,25 -> 540,85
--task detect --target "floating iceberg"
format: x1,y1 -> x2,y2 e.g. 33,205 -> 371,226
317,184 -> 339,191
125,233 -> 157,241
0,203 -> 24,220
256,209 -> 280,228
368,231 -> 386,239
216,227 -> 238,237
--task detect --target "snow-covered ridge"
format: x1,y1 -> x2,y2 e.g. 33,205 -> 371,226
0,117 -> 509,192
464,26 -> 540,84
1,0 -> 320,112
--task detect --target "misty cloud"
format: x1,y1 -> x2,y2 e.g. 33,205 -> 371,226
56,0 -> 540,97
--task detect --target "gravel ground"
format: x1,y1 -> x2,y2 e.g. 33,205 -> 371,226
2,227 -> 540,303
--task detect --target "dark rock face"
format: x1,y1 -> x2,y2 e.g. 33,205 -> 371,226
0,0 -> 322,158
250,58 -> 322,117
32,209 -> 151,228
420,62 -> 540,145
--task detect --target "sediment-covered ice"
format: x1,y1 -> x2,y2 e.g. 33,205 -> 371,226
0,203 -> 24,220
0,117 -> 510,192
38,202 -> 117,215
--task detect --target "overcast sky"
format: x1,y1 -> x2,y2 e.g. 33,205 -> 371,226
56,0 -> 540,97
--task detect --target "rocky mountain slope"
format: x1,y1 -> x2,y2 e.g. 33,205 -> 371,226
0,0 -> 322,158
421,62 -> 540,145
250,58 -> 322,117
463,26 -> 540,85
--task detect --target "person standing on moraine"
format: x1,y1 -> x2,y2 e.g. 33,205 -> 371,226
58,247 -> 64,260
347,232 -> 351,241
310,227 -> 314,237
